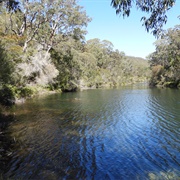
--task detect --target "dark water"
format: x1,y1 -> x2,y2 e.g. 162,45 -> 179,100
1,86 -> 180,179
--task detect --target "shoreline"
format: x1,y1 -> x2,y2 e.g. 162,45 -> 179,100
1,81 -> 150,106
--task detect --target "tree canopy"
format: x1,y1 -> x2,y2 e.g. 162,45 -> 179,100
0,0 -> 91,52
111,0 -> 177,36
0,0 -> 20,11
2,0 -> 178,37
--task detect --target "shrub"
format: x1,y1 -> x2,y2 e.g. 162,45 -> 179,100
0,85 -> 16,105
19,87 -> 34,98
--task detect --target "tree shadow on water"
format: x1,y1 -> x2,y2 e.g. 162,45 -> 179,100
0,112 -> 16,179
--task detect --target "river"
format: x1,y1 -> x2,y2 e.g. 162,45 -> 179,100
0,85 -> 180,179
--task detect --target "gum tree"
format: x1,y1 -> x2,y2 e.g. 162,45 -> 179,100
148,25 -> 180,87
111,0 -> 177,36
0,0 -> 90,52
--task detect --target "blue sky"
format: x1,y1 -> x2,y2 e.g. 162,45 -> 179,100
78,0 -> 180,59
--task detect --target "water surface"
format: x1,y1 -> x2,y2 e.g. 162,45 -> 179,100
1,86 -> 180,179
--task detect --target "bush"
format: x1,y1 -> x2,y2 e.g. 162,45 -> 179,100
19,87 -> 34,97
0,85 -> 36,106
0,85 -> 16,106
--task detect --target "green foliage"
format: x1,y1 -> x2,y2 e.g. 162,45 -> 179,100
0,44 -> 13,84
0,0 -> 150,104
0,84 -> 36,105
0,85 -> 16,105
0,36 -> 23,85
18,86 -> 34,98
111,0 -> 177,36
51,37 -> 149,91
0,0 -> 91,51
148,25 -> 180,88
50,38 -> 82,91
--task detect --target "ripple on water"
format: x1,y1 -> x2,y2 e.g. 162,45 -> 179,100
2,88 -> 180,179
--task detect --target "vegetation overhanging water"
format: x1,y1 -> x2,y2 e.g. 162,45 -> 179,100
0,0 -> 179,106
0,1 -> 179,178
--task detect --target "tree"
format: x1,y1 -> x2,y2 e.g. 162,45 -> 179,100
0,0 -> 91,52
0,0 -> 90,90
111,0 -> 177,36
0,35 -> 23,85
148,25 -> 180,87
0,0 -> 20,11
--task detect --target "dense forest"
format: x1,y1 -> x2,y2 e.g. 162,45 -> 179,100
0,0 -> 179,105
0,0 -> 150,105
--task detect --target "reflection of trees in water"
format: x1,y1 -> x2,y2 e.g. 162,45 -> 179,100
0,113 -> 15,177
0,109 -> 86,179
0,89 -> 180,179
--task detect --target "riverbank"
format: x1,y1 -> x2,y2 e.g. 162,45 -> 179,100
15,88 -> 60,104
0,78 -> 150,106
0,85 -> 62,106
